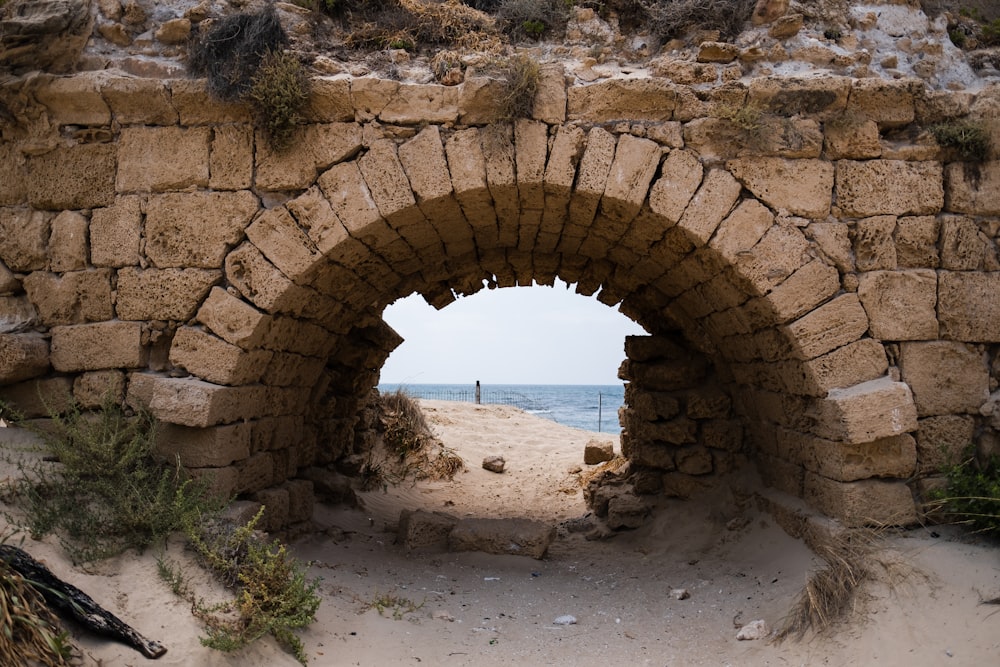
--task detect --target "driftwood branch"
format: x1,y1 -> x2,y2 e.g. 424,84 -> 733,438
0,545 -> 167,659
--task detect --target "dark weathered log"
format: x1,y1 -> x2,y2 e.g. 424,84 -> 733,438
0,545 -> 167,659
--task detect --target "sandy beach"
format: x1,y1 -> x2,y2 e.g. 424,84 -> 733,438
1,399 -> 998,666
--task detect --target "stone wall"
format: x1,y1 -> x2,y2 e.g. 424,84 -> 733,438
2,69 -> 1000,529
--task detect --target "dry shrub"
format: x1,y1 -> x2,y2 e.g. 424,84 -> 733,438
643,0 -> 756,41
773,528 -> 914,642
480,52 -> 540,121
494,0 -> 570,40
245,50 -> 312,151
0,557 -> 74,666
346,0 -> 498,50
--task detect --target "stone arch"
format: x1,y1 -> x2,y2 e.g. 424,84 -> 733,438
3,72 -> 999,531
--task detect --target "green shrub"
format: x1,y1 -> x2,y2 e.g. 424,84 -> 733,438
931,452 -> 1000,536
495,0 -> 570,40
174,508 -> 321,664
930,119 -> 991,161
7,397 -> 222,564
245,50 -> 312,151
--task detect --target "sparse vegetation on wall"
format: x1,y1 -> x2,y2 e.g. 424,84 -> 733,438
930,119 -> 992,161
930,450 -> 1000,536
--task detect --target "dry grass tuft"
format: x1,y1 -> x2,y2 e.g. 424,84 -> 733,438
0,555 -> 75,666
345,0 -> 498,50
579,454 -> 630,487
643,0 -> 756,41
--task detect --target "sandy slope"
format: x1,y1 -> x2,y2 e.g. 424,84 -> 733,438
1,401 -> 998,666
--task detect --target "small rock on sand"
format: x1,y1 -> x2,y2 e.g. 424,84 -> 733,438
553,615 -> 577,625
670,588 -> 690,600
736,619 -> 770,640
584,439 -> 614,465
482,455 -> 505,473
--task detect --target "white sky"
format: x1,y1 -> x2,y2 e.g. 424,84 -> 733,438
379,281 -> 647,385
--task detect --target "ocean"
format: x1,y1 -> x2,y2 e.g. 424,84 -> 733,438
377,383 -> 626,434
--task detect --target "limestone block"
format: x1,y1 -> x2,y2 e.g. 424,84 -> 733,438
940,215 -> 990,270
686,387 -> 732,419
354,79 -> 459,124
0,209 -> 50,271
307,77 -> 353,122
358,138 -> 425,229
168,79 -> 251,124
169,326 -> 271,386
101,76 -> 177,125
448,517 -> 555,559
786,429 -> 916,482
398,510 -> 459,551
823,117 -> 881,160
846,78 -> 918,128
34,74 -> 111,126
0,377 -> 72,418
89,195 -> 141,267
261,351 -> 324,387
701,418 -> 742,452
747,76 -> 850,117
915,415 -> 975,473
443,128 -> 497,245
755,259 -> 840,324
894,215 -> 939,268
852,215 -> 897,271
515,119 -> 548,213
856,270 -> 937,341
810,377 -> 918,444
22,270 -> 114,326
708,199 -> 773,265
646,149 -> 703,229
676,168 -> 741,246
568,79 -> 683,122
0,295 -> 37,333
480,125 -> 518,246
47,211 -> 88,272
532,64 -> 567,124
601,134 -> 661,224
804,221 -> 853,272
27,144 -> 116,210
676,445 -> 713,474
246,206 -> 324,285
262,315 -> 337,358
0,334 -> 48,384
727,158 -> 833,218
835,160 -> 943,217
284,479 -> 315,523
72,369 -> 125,408
568,127 -> 617,232
584,439 -> 614,465
224,242 -> 316,316
146,376 -> 264,427
733,224 -> 810,297
900,341 -> 989,416
938,272 -> 1000,341
255,122 -> 362,191
623,437 -> 676,470
607,495 -> 653,529
0,144 -> 26,206
115,126 -> 210,192
784,293 -> 869,360
803,473 -> 917,526
683,116 -> 822,161
626,391 -> 681,421
50,321 -> 145,372
197,287 -> 271,350
456,76 -> 504,125
116,267 -> 220,321
237,452 -> 275,493
944,162 -> 1000,215
210,125 -> 253,190
800,339 -> 889,395
145,191 -> 259,269
156,421 -> 251,468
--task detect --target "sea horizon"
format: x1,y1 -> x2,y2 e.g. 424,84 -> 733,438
378,382 -> 626,434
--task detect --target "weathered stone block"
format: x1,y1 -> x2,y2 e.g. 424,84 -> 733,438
196,287 -> 271,350
246,206 -> 325,285
852,215 -> 897,271
894,215 -> 939,268
533,64 -> 567,124
101,76 -> 177,125
167,79 -> 252,124
255,122 -> 362,191
899,341 -> 989,416
676,168 -> 741,246
733,224 -> 811,297
156,421 -> 251,468
856,269 -> 937,341
90,196 -> 142,267
846,78 -> 918,128
0,209 -> 50,272
800,339 -> 888,395
0,377 -> 72,418
727,158 -> 833,218
784,294 -> 869,360
568,79 -> 683,122
944,161 -> 1000,215
584,439 -> 614,464
34,73 -> 111,126
915,415 -> 975,474
810,377 -> 918,444
803,473 -> 917,526
606,495 -> 653,529
823,117 -> 881,160
116,268 -> 220,321
48,211 -> 88,272
169,327 -> 272,386
449,517 -> 555,559
116,127 -> 210,192
805,221 -> 853,272
756,259 -> 840,325
0,334 -> 48,384
253,486 -> 290,531
145,376 -> 265,427
72,369 -> 125,407
50,321 -> 145,372
398,509 -> 459,551
145,191 -> 258,269
748,76 -> 850,116
27,144 -> 116,210
22,270 -> 114,326
940,215 -> 990,270
260,352 -> 324,387
835,160 -> 943,217
648,148 -> 703,226
210,125 -> 253,190
938,272 -> 1000,342
601,134 -> 661,224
